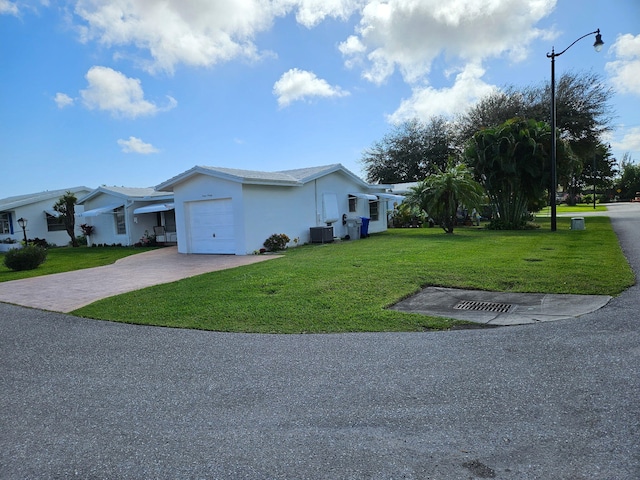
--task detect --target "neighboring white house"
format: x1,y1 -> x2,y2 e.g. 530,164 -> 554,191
0,187 -> 92,249
155,163 -> 404,255
76,186 -> 175,246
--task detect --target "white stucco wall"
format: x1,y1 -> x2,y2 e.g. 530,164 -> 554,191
1,200 -> 87,246
170,168 -> 388,255
242,183 -> 313,252
80,196 -> 129,246
80,195 -> 175,246
242,170 -> 387,253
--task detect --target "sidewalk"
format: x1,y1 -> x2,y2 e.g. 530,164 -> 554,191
0,247 -> 279,313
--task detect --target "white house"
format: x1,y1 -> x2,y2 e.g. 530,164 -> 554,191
155,163 -> 404,255
77,186 -> 175,246
0,187 -> 92,249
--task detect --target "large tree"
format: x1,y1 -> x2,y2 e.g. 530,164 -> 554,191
405,161 -> 484,234
459,71 -> 615,198
459,72 -> 614,149
361,117 -> 457,184
570,142 -> 618,204
465,118 -> 555,229
615,154 -> 640,200
53,191 -> 79,247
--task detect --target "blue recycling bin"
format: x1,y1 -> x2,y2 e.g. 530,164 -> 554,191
360,217 -> 370,238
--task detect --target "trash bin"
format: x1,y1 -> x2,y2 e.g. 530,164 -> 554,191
570,217 -> 585,230
360,217 -> 370,238
345,218 -> 361,240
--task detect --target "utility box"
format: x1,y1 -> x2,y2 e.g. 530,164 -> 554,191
570,217 -> 585,230
310,226 -> 334,243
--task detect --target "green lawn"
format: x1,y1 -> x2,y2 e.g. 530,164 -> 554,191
538,204 -> 608,215
69,216 -> 635,333
0,246 -> 157,282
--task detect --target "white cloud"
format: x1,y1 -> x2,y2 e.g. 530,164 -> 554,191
117,136 -> 159,154
54,92 -> 74,108
74,0 -> 279,74
612,126 -> 640,154
606,33 -> 640,96
340,0 -> 556,85
79,66 -> 176,118
387,63 -> 496,123
71,0 -> 367,73
0,0 -> 18,16
273,68 -> 349,107
275,0 -> 364,28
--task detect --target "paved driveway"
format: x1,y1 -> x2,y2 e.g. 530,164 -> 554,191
1,204 -> 639,479
0,247 -> 279,312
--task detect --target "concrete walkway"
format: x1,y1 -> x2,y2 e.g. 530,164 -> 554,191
0,247 -> 279,313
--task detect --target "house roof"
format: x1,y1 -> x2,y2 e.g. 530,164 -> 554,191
386,182 -> 420,194
156,163 -> 372,191
0,187 -> 92,212
77,186 -> 173,204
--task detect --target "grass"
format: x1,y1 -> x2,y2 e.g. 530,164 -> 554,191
69,216 -> 635,333
538,203 -> 608,214
0,246 -> 157,282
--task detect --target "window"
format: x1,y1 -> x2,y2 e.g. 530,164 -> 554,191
46,213 -> 66,232
348,195 -> 357,212
0,212 -> 10,234
369,200 -> 379,221
114,207 -> 126,234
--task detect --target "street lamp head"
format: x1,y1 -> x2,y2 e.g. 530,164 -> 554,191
17,217 -> 27,229
593,29 -> 604,52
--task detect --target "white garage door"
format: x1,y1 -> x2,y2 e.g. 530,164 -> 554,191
186,198 -> 235,254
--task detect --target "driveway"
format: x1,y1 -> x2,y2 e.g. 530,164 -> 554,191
1,203 -> 639,479
0,247 -> 279,312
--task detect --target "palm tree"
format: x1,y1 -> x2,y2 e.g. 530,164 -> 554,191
465,118 -> 558,229
407,161 -> 485,234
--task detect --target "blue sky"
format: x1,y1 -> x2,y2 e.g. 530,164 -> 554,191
1,0 -> 638,198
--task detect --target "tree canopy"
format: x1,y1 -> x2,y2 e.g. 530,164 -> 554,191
361,117 -> 456,184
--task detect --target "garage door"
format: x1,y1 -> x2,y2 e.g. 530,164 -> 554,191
186,198 -> 235,254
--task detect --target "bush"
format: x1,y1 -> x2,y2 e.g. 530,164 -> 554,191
3,245 -> 48,271
263,233 -> 290,252
28,237 -> 50,248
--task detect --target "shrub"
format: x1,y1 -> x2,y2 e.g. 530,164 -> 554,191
263,233 -> 290,252
3,245 -> 48,271
28,237 -> 50,248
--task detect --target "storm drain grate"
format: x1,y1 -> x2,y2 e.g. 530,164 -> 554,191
453,300 -> 513,313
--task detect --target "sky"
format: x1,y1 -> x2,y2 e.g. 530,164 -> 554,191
1,0 -> 639,198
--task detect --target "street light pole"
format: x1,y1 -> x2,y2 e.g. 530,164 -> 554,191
593,153 -> 597,210
547,29 -> 603,231
17,217 -> 28,243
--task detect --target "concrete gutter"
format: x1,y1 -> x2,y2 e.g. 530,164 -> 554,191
390,286 -> 612,326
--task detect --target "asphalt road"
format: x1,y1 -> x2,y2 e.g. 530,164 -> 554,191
1,204 -> 639,479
